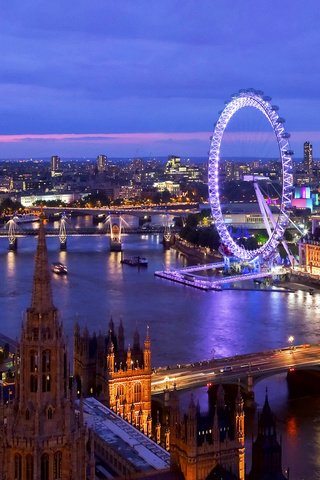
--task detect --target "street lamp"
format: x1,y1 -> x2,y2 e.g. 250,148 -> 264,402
288,335 -> 294,350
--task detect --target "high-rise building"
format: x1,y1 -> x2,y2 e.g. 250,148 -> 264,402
303,141 -> 313,180
51,155 -> 61,177
96,154 -> 107,173
0,223 -> 93,479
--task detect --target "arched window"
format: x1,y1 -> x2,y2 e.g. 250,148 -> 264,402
116,384 -> 125,403
30,374 -> 38,393
30,351 -> 38,372
41,453 -> 49,480
134,382 -> 142,403
47,407 -> 53,420
42,374 -> 51,392
26,409 -> 30,420
14,453 -> 22,480
26,455 -> 33,480
54,451 -> 62,479
42,350 -> 51,373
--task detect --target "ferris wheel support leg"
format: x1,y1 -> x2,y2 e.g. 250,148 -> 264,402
254,183 -> 294,266
253,182 -> 273,238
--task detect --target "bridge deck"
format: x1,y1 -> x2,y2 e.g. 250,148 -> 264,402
151,344 -> 320,393
0,226 -> 169,237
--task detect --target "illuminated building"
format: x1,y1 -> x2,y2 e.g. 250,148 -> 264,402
303,141 -> 313,182
165,155 -> 201,181
74,319 -> 152,436
119,184 -> 142,200
51,155 -> 61,177
291,186 -> 314,211
20,192 -> 84,207
96,154 -> 107,173
170,384 -> 245,480
299,238 -> 320,274
0,223 -> 93,479
153,180 -> 181,196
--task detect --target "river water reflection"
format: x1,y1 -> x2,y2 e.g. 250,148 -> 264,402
0,225 -> 319,478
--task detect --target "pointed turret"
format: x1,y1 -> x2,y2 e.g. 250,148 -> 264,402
133,325 -> 140,352
118,318 -> 125,352
2,220 -> 91,478
143,325 -> 151,370
248,390 -> 287,480
109,316 -> 114,334
216,384 -> 225,409
235,382 -> 245,444
30,221 -> 55,314
126,345 -> 132,370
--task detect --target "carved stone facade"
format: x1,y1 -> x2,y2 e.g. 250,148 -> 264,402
74,318 -> 152,436
170,385 -> 245,480
0,223 -> 93,480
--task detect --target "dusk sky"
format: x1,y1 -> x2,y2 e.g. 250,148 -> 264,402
1,1 -> 320,158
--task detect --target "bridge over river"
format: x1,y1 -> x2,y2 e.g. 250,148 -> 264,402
151,343 -> 320,395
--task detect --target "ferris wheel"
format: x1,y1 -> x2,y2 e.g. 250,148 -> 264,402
208,89 -> 293,262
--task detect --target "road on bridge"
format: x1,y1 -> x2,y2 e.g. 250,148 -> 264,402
151,344 -> 320,394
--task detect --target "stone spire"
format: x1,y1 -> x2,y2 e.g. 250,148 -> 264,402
30,220 -> 55,313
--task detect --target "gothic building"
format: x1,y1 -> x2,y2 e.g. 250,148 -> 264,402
169,384 -> 245,480
247,391 -> 288,480
74,318 -> 152,435
0,223 -> 93,480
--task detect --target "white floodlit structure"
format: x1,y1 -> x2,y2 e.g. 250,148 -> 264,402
208,89 -> 293,262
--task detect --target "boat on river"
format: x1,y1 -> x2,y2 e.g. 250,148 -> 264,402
13,213 -> 40,224
121,256 -> 148,267
51,262 -> 68,275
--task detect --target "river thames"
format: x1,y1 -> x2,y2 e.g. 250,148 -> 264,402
0,221 -> 319,478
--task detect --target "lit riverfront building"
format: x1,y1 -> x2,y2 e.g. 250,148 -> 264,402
74,319 -> 152,436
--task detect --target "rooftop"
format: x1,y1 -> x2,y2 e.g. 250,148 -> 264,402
82,397 -> 170,473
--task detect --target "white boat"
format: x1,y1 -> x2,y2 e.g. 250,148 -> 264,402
13,214 -> 40,224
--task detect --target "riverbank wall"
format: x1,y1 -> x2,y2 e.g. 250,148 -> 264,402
172,238 -> 222,263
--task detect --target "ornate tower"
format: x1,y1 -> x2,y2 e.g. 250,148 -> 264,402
247,391 -> 287,480
170,384 -> 245,480
74,320 -> 152,436
0,222 -> 91,480
105,324 -> 152,435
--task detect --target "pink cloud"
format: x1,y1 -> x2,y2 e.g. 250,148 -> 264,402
0,132 -> 212,144
0,130 -> 319,146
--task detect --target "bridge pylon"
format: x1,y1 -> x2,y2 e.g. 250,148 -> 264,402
108,214 -> 122,252
59,215 -> 68,251
7,219 -> 18,251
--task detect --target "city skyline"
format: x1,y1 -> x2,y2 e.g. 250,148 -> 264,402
1,1 -> 320,157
